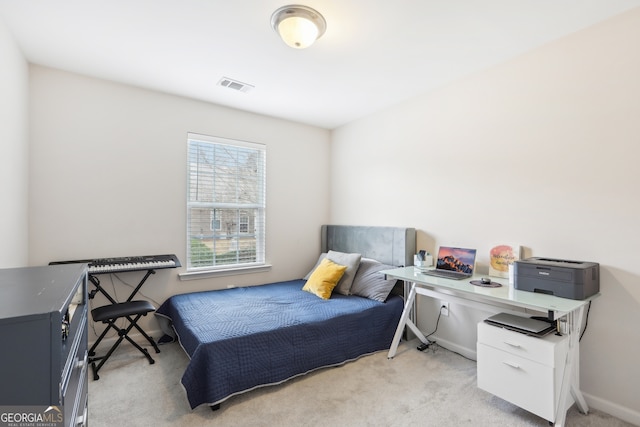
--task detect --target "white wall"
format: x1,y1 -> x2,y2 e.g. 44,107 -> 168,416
331,8 -> 640,424
16,7 -> 640,424
28,66 -> 331,337
0,17 -> 29,268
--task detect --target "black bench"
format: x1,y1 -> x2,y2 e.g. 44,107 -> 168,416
88,300 -> 159,380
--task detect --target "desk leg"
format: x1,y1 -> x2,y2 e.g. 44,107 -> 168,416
554,306 -> 589,426
569,306 -> 589,414
388,282 -> 430,358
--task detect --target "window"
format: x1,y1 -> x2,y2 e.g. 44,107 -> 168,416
187,133 -> 266,271
210,209 -> 221,231
239,214 -> 249,233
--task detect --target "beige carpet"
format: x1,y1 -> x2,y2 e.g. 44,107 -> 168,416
88,339 -> 632,427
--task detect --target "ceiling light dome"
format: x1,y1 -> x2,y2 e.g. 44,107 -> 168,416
271,5 -> 326,49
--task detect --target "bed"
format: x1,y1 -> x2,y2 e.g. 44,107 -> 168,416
155,225 -> 416,409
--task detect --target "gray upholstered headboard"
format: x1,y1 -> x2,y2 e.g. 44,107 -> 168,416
320,225 -> 416,267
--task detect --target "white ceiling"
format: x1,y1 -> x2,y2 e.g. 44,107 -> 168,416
1,0 -> 639,129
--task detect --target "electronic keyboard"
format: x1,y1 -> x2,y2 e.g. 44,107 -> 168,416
50,254 -> 181,274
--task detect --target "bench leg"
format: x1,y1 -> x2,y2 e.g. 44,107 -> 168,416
128,315 -> 161,353
122,333 -> 155,365
89,313 -> 156,379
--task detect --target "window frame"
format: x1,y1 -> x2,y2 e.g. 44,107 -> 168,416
182,133 -> 268,279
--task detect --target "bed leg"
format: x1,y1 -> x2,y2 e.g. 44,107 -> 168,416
210,404 -> 221,411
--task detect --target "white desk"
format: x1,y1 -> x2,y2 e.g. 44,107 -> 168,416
383,266 -> 597,427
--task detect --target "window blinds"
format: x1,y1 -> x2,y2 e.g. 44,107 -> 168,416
186,133 -> 266,271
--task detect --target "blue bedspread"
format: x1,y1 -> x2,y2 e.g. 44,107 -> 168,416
155,279 -> 403,408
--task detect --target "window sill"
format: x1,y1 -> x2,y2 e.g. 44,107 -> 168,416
178,264 -> 272,281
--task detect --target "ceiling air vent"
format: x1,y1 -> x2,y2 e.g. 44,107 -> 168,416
218,77 -> 254,93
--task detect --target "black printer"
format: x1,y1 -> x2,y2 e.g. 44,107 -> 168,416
513,257 -> 599,300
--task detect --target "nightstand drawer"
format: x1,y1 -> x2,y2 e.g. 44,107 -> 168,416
477,321 -> 567,366
477,342 -> 556,420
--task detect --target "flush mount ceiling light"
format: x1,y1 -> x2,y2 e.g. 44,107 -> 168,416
271,5 -> 326,49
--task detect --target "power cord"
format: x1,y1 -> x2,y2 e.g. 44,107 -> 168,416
579,300 -> 592,342
426,305 -> 445,340
112,272 -> 162,307
416,304 -> 446,351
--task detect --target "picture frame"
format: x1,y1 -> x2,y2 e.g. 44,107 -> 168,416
489,245 -> 521,278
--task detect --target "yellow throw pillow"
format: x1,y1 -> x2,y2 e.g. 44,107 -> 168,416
302,258 -> 348,300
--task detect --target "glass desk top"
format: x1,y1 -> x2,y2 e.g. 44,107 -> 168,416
382,266 -> 595,314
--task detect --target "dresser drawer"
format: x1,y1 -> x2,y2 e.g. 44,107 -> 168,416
477,342 -> 557,420
62,312 -> 88,427
63,349 -> 88,427
477,321 -> 567,366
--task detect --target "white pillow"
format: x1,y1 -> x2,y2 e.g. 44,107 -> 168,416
326,250 -> 362,295
350,258 -> 398,302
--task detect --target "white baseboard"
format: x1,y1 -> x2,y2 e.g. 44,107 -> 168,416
427,335 -> 477,361
583,392 -> 640,426
89,328 -> 165,352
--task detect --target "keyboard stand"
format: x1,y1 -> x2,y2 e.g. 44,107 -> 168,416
89,269 -> 156,303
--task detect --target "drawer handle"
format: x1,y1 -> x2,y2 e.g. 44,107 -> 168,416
76,406 -> 88,426
502,361 -> 521,369
75,354 -> 87,370
504,341 -> 521,348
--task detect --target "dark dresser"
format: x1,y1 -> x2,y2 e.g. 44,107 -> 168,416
0,264 -> 88,427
